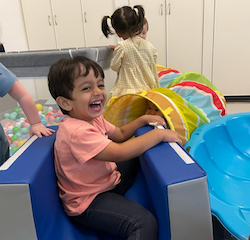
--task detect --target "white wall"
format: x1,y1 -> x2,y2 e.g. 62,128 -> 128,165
0,0 -> 28,51
0,0 -> 127,103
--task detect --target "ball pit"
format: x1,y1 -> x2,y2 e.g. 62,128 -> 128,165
1,104 -> 64,156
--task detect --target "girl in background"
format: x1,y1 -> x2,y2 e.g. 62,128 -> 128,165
139,18 -> 149,40
0,42 -> 5,52
102,5 -> 160,102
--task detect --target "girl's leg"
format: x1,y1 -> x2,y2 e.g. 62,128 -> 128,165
71,192 -> 158,240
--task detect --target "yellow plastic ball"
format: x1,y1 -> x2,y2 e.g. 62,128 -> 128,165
36,103 -> 43,111
17,140 -> 26,147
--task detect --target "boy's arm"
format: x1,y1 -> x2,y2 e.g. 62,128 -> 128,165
96,115 -> 181,162
96,128 -> 181,162
109,115 -> 166,142
8,81 -> 55,137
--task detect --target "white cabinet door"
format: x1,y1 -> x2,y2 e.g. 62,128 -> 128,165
166,0 -> 204,73
51,0 -> 86,49
212,0 -> 250,96
21,0 -> 57,50
81,0 -> 117,47
129,0 -> 167,67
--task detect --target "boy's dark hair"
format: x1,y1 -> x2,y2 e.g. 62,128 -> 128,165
48,56 -> 104,115
102,5 -> 145,38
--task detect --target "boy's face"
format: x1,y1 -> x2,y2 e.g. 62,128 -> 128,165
147,101 -> 164,117
139,23 -> 148,40
68,67 -> 106,123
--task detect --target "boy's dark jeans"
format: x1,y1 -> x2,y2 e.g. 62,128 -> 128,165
71,158 -> 158,240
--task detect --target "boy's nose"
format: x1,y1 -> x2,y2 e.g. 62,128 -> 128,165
93,86 -> 102,94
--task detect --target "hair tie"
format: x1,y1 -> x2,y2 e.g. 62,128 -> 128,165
131,7 -> 134,10
109,15 -> 112,19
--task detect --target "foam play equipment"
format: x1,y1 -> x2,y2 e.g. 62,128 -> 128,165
104,88 -> 209,145
185,112 -> 250,240
168,72 -> 226,122
158,68 -> 181,88
0,125 -> 213,240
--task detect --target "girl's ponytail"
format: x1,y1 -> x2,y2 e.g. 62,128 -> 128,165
102,16 -> 113,38
133,5 -> 145,35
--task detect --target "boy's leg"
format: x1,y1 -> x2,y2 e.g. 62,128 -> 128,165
71,191 -> 158,240
114,157 -> 141,195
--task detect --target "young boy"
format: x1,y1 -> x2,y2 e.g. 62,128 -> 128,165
0,62 -> 55,165
48,56 -> 181,240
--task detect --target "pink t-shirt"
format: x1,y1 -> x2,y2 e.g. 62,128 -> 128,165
54,115 -> 120,216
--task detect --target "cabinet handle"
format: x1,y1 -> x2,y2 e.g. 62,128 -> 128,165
84,12 -> 87,23
159,4 -> 163,15
54,15 -> 58,25
48,15 -> 51,26
168,3 -> 171,15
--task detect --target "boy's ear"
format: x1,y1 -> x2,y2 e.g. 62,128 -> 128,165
56,96 -> 72,111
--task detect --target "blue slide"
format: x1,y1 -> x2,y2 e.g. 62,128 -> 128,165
185,112 -> 250,240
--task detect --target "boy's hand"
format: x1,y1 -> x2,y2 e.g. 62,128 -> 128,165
160,129 -> 182,145
29,123 -> 55,138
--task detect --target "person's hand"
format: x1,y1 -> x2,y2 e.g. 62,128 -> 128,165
109,45 -> 116,50
29,123 -> 55,138
160,129 -> 182,145
141,115 -> 166,127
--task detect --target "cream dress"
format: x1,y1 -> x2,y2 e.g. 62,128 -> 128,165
109,36 -> 160,101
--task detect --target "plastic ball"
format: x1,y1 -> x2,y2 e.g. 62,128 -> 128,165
21,127 -> 29,134
15,131 -> 23,137
15,122 -> 22,127
12,140 -> 19,145
17,140 -> 26,147
36,103 -> 43,111
41,120 -> 47,126
10,146 -> 18,152
16,113 -> 24,119
6,130 -> 12,135
11,134 -> 19,142
10,143 -> 17,148
3,113 -> 10,119
9,113 -> 17,120
48,106 -> 53,112
13,108 -> 21,114
7,125 -> 14,130
6,135 -> 11,143
12,126 -> 21,134
55,117 -> 61,123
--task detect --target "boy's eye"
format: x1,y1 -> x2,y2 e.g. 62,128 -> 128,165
99,84 -> 105,88
82,86 -> 91,91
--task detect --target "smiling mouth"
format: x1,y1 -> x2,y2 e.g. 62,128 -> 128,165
90,101 -> 102,110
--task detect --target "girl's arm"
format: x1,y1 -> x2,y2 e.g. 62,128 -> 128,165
110,44 -> 123,72
8,81 -> 55,137
95,115 -> 182,162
